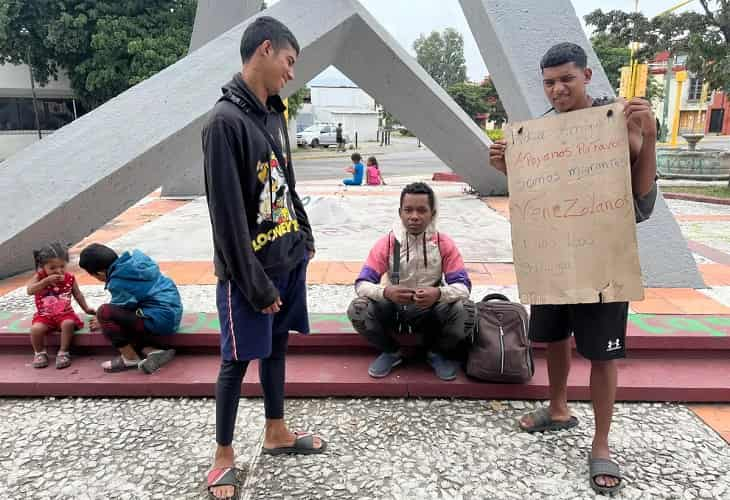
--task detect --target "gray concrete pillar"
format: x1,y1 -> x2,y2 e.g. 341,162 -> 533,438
189,0 -> 263,52
161,0 -> 262,197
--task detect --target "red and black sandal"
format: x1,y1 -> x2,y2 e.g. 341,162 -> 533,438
207,467 -> 240,500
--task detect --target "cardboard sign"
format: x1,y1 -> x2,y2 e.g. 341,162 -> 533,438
504,102 -> 644,305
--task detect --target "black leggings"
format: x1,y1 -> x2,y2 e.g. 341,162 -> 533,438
215,332 -> 289,446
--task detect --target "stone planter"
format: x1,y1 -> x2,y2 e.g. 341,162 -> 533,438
656,147 -> 730,180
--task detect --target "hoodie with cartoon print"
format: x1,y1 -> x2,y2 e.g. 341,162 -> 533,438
202,73 -> 314,311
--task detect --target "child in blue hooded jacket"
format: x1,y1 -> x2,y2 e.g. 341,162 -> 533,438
79,243 -> 183,374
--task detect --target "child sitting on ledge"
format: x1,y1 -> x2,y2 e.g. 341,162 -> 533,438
79,243 -> 182,374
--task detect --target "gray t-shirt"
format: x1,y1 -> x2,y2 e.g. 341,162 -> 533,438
546,96 -> 657,223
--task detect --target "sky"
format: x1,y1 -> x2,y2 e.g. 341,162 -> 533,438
268,0 -> 703,85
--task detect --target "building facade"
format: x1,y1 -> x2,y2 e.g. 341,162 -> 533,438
302,71 -> 380,142
0,64 -> 82,161
649,52 -> 728,137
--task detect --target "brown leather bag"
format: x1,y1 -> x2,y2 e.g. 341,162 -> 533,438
466,294 -> 534,383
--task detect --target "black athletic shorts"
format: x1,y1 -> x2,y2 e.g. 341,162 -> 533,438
528,302 -> 629,360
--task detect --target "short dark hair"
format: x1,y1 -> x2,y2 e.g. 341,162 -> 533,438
240,16 -> 300,63
540,42 -> 588,72
79,243 -> 118,274
33,241 -> 69,268
400,182 -> 435,211
351,152 -> 361,163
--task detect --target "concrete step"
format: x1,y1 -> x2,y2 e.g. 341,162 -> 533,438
2,312 -> 730,352
1,350 -> 728,402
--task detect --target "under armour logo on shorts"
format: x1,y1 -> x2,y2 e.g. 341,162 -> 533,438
606,339 -> 622,352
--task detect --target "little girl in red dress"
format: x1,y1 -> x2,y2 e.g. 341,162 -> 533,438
27,242 -> 95,369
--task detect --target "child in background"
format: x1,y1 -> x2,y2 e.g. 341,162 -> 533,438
79,243 -> 182,374
343,152 -> 365,185
366,156 -> 384,185
27,242 -> 95,369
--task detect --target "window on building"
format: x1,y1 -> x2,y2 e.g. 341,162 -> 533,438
0,97 -> 83,131
0,99 -> 21,131
673,54 -> 688,66
688,77 -> 704,101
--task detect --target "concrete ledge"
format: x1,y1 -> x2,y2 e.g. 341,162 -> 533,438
432,172 -> 465,182
663,192 -> 730,206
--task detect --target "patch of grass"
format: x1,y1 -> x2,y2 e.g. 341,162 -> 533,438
662,185 -> 730,199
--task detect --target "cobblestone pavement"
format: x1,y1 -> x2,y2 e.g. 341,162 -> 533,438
1,397 -> 728,499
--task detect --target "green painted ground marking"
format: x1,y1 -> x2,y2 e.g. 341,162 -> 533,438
629,314 -> 729,337
3,313 -> 729,337
179,312 -> 210,334
629,315 -> 667,334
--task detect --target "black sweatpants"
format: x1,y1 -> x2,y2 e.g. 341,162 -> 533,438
347,298 -> 470,358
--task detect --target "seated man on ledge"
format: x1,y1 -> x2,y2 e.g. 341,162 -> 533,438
347,182 -> 474,381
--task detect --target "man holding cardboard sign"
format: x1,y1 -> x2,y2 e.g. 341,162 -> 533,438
489,43 -> 657,494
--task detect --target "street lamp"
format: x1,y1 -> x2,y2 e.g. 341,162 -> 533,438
19,27 -> 42,140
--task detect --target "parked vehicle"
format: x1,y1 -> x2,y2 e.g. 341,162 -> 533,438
296,123 -> 350,148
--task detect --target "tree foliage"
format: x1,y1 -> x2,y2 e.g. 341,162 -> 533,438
590,32 -> 663,103
481,77 -> 507,128
0,0 -> 197,108
413,27 -> 467,89
585,1 -> 730,91
447,81 -> 488,119
286,87 -> 307,119
590,33 -> 631,90
446,77 -> 507,128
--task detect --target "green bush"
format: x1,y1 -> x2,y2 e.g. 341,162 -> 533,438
485,129 -> 504,141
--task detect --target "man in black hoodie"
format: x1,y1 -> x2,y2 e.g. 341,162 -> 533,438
202,17 -> 325,500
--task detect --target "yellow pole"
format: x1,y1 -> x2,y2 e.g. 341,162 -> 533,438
670,70 -> 687,146
626,0 -> 641,98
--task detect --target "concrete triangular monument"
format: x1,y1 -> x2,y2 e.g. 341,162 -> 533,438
0,0 -> 703,290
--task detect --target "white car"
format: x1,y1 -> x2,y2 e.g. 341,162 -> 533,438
296,124 -> 349,148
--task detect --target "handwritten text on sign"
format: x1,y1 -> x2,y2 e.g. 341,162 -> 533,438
504,103 -> 644,305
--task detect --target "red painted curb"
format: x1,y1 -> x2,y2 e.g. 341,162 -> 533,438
2,351 -> 729,401
663,192 -> 730,206
432,172 -> 464,182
